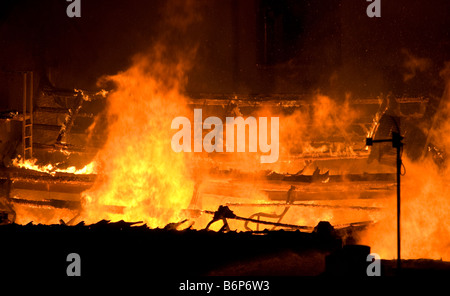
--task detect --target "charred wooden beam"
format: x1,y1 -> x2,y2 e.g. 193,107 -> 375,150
225,202 -> 381,211
33,142 -> 101,152
265,188 -> 394,202
42,87 -> 107,100
35,106 -> 95,118
208,168 -> 396,183
185,93 -> 428,106
10,179 -> 91,193
8,197 -> 126,215
33,123 -> 62,131
0,167 -> 96,183
9,196 -> 81,210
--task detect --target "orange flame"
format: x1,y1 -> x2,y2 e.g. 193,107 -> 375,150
360,158 -> 450,260
81,55 -> 194,227
361,64 -> 450,260
12,157 -> 97,176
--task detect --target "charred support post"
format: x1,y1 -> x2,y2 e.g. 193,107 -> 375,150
366,131 -> 403,271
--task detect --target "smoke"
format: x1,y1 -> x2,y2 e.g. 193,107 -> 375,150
402,49 -> 432,82
429,62 -> 450,150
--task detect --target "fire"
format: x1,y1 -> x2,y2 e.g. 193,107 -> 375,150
360,158 -> 450,260
9,50 -> 448,264
12,157 -> 97,176
274,94 -> 359,158
361,64 -> 450,260
81,54 -> 194,228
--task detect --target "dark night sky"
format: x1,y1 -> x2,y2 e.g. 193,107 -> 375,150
0,0 -> 450,104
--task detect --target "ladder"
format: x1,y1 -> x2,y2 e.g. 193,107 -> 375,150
22,72 -> 33,160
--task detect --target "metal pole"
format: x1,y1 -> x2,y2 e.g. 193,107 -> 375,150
397,145 -> 401,271
367,130 -> 403,272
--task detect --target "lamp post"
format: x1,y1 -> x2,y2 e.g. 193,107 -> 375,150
366,131 -> 403,271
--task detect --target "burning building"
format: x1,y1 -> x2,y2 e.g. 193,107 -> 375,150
0,0 -> 450,278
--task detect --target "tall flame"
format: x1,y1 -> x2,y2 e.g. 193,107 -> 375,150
82,54 -> 194,227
